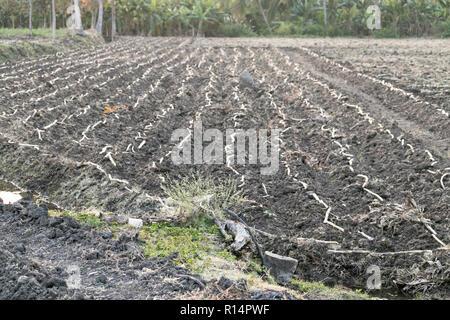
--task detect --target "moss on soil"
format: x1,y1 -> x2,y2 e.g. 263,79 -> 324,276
290,278 -> 373,300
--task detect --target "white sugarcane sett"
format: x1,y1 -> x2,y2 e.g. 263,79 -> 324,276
323,207 -> 345,232
263,47 -> 390,241
440,172 -> 449,190
155,48 -> 217,166
1,44 -> 113,86
0,41 -> 189,211
276,47 -> 444,205
0,38 -> 140,79
299,46 -> 448,119
63,46 -> 188,169
357,174 -> 384,202
104,152 -> 116,167
328,247 -> 449,256
275,48 -> 440,170
16,45 -> 170,127
35,129 -> 44,141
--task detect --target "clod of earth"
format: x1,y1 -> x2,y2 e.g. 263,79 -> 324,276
239,69 -> 254,88
264,251 -> 299,285
0,199 -> 220,299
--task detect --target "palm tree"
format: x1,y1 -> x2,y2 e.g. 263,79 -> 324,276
257,0 -> 271,31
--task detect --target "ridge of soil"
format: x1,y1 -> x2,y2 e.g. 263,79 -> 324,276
0,31 -> 104,64
0,37 -> 448,298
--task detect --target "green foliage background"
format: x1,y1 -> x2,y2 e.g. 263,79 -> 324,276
1,0 -> 449,37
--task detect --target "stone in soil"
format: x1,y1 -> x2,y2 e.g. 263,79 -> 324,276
264,251 -> 298,285
239,70 -> 254,88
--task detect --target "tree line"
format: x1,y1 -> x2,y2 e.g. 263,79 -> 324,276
1,0 -> 449,38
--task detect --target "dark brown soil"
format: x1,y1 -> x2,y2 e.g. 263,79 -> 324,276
0,37 -> 448,298
0,198 -> 297,300
0,199 -> 205,299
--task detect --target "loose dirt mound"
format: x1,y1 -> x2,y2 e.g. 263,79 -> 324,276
0,200 -> 207,299
0,33 -> 104,64
0,199 -> 297,300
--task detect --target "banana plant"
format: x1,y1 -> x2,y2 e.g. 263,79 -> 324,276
177,4 -> 195,35
290,0 -> 320,23
187,0 -> 221,37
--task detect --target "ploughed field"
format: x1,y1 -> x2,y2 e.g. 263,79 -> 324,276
0,37 -> 449,297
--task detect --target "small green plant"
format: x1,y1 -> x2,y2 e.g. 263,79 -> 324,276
273,21 -> 297,36
299,23 -> 326,36
161,172 -> 245,225
372,27 -> 399,38
69,211 -> 106,229
439,20 -> 450,38
50,209 -> 107,230
210,23 -> 257,37
290,278 -> 329,293
263,210 -> 274,217
0,28 -> 67,38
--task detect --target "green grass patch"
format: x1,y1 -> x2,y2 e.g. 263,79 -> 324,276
153,174 -> 253,273
68,211 -> 107,229
0,43 -> 14,60
49,209 -> 107,230
290,278 -> 372,300
139,222 -> 236,271
48,207 -> 238,273
0,28 -> 67,38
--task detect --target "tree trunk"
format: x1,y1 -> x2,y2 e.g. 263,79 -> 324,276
256,0 -> 271,32
51,0 -> 56,41
323,0 -> 327,26
111,0 -> 116,41
74,0 -> 84,35
28,0 -> 32,36
96,0 -> 103,33
91,8 -> 96,29
196,20 -> 203,38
